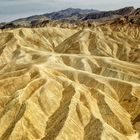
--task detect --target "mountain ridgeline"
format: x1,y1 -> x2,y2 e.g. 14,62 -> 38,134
0,6 -> 140,29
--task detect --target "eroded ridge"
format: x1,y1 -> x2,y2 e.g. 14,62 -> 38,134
0,25 -> 140,140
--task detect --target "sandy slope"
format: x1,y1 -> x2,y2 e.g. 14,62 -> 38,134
0,25 -> 140,140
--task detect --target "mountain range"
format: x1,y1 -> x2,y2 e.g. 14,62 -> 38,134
0,6 -> 140,29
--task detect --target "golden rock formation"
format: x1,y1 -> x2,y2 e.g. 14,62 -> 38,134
0,25 -> 140,140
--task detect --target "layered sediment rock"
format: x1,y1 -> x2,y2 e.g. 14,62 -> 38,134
0,24 -> 140,140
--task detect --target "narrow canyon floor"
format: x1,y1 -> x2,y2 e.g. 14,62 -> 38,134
0,25 -> 140,140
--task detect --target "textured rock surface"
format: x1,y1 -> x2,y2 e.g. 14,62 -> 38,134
0,25 -> 140,140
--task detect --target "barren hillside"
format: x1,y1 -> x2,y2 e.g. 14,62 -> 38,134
0,24 -> 140,140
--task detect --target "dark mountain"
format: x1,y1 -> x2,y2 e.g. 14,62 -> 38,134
44,8 -> 99,20
0,22 -> 6,28
131,8 -> 140,16
83,6 -> 135,20
13,8 -> 98,24
0,8 -> 98,29
0,7 -> 139,29
11,15 -> 49,27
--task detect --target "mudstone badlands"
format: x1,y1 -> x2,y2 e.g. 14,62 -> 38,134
0,7 -> 140,140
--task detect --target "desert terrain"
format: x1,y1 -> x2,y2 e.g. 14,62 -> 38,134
0,7 -> 140,140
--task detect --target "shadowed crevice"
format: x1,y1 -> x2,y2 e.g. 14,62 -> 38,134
132,114 -> 140,125
96,92 -> 129,135
0,103 -> 26,140
41,84 -> 75,140
84,116 -> 103,140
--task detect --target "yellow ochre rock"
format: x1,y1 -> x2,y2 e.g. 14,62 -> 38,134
0,25 -> 140,140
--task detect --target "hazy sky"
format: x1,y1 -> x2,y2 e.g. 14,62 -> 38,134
0,0 -> 140,22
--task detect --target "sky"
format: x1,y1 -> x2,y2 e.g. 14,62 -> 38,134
0,0 -> 140,22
